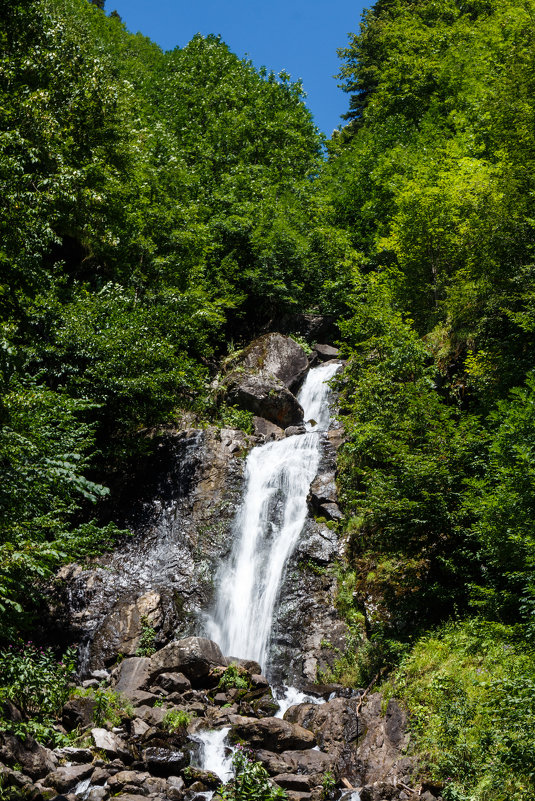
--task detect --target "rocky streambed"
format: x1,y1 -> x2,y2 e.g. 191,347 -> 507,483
0,636 -> 436,801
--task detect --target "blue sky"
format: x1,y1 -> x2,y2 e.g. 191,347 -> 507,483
106,0 -> 368,136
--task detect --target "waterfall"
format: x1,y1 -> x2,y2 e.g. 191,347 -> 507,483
206,361 -> 340,672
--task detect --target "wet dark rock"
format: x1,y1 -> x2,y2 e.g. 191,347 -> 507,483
385,699 -> 405,747
143,747 -> 189,777
229,716 -> 315,751
307,473 -> 337,511
148,637 -> 225,685
318,502 -> 343,521
224,333 -> 309,427
44,764 -> 93,793
0,734 -> 57,780
62,696 -> 96,730
156,672 -> 192,694
1,700 -> 22,722
226,657 -> 262,675
285,425 -> 306,437
313,344 -> 340,361
53,427 -> 249,674
184,767 -> 221,788
250,674 -> 270,689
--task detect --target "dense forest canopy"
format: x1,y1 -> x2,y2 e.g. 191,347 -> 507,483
2,0 -> 535,797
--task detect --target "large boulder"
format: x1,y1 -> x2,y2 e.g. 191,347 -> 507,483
0,734 -> 57,780
44,763 -> 94,793
224,334 -> 309,428
112,656 -> 152,698
147,637 -> 225,685
237,334 -> 309,390
229,716 -> 315,752
227,374 -> 304,429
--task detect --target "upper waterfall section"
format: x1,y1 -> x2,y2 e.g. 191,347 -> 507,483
206,360 -> 341,672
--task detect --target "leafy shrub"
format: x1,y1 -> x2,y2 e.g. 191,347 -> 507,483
136,616 -> 157,657
74,686 -> 133,728
218,405 -> 255,435
218,664 -> 250,691
387,620 -> 535,800
0,643 -> 76,746
163,709 -> 192,731
221,746 -> 287,801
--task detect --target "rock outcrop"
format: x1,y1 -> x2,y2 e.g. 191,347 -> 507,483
224,333 -> 308,427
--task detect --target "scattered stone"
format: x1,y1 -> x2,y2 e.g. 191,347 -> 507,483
82,679 -> 100,690
44,763 -> 94,792
107,769 -> 151,790
87,788 -> 108,801
134,705 -> 168,726
318,502 -> 343,521
53,746 -> 93,764
113,657 -> 152,698
225,658 -> 262,675
0,733 -> 57,779
230,716 -> 315,752
130,718 -> 151,738
91,728 -> 129,760
227,374 -> 304,429
148,637 -> 225,684
273,774 -> 313,792
285,425 -> 306,437
253,417 -> 285,442
156,672 -> 192,694
313,344 -> 340,361
62,697 -> 96,730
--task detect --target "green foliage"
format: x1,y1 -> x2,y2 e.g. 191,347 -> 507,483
387,621 -> 535,800
217,405 -> 255,435
218,664 -> 250,691
74,685 -> 133,727
321,770 -> 336,800
163,709 -> 192,732
135,616 -> 156,657
0,0 -> 324,642
221,747 -> 287,801
0,643 -> 76,746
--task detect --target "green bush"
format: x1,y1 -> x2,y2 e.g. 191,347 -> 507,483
218,664 -> 250,691
386,620 -> 535,800
221,747 -> 287,801
0,643 -> 76,746
163,709 -> 192,732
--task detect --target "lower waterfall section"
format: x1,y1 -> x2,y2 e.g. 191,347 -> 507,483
206,361 -> 340,673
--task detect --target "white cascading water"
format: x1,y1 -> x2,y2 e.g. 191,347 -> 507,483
206,361 -> 340,672
191,727 -> 234,782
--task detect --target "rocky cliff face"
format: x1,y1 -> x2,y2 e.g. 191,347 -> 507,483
53,426 -> 251,672
51,333 -> 346,685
